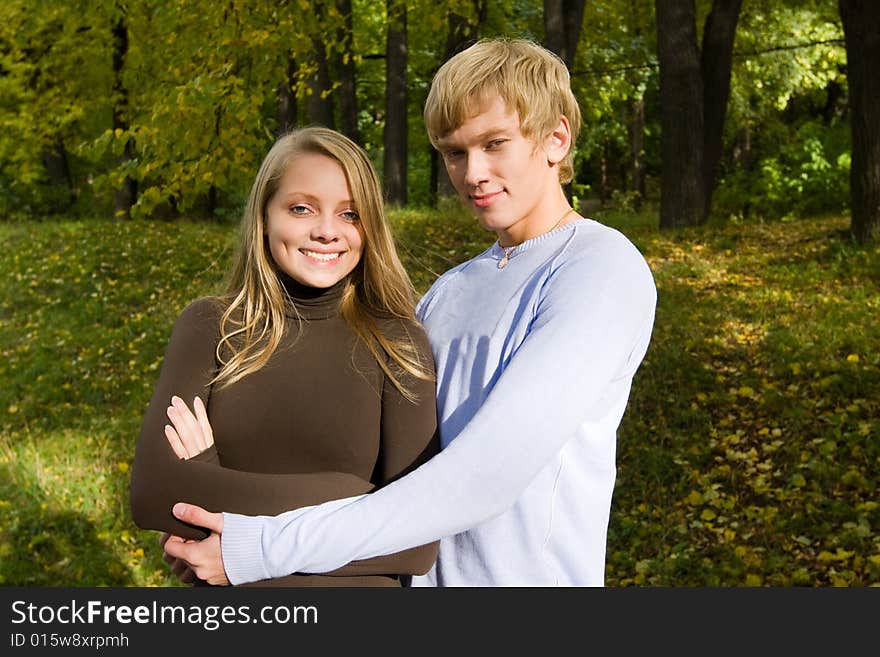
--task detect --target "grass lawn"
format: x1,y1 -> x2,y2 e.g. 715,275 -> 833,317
0,208 -> 877,586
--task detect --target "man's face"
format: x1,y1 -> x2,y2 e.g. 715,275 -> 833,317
435,97 -> 568,245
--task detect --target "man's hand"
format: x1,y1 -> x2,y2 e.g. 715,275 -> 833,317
163,503 -> 229,586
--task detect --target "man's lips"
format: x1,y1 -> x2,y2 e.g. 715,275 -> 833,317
471,191 -> 503,208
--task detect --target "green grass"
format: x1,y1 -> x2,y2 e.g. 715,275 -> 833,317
0,210 -> 877,586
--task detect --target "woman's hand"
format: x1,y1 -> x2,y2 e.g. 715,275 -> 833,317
165,395 -> 215,459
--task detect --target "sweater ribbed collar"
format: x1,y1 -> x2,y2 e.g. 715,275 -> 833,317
491,217 -> 586,264
278,272 -> 346,320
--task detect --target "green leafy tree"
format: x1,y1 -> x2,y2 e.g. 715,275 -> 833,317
569,0 -> 658,209
0,0 -> 109,217
715,1 -> 847,220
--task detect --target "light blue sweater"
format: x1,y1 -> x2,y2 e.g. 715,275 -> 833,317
221,218 -> 657,586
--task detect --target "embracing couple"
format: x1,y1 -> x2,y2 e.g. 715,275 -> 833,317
130,37 -> 657,588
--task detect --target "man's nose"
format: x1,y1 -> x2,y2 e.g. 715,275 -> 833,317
463,151 -> 490,187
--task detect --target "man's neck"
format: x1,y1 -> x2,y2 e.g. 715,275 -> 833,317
497,192 -> 573,247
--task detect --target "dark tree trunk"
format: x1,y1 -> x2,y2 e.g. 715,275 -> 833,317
701,0 -> 742,218
822,79 -> 843,125
207,185 -> 217,218
656,0 -> 705,229
599,140 -> 610,204
628,96 -> 646,210
656,0 -> 742,229
543,0 -> 588,71
335,0 -> 360,142
732,124 -> 751,170
384,0 -> 407,205
112,10 -> 136,220
42,140 -> 75,212
276,57 -> 298,137
839,0 -> 880,243
544,0 -> 586,202
624,0 -> 648,211
306,39 -> 335,129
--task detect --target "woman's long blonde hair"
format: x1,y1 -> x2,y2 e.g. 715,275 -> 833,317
211,127 -> 433,400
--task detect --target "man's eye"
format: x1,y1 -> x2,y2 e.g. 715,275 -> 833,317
443,150 -> 464,161
487,139 -> 506,149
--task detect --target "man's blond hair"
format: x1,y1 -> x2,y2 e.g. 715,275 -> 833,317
424,38 -> 581,184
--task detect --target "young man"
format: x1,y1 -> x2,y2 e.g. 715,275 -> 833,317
164,37 -> 657,586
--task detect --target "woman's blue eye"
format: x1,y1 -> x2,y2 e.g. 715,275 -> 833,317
290,205 -> 309,215
342,210 -> 360,222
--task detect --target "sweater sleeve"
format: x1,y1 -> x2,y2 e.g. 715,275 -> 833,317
220,237 -> 657,583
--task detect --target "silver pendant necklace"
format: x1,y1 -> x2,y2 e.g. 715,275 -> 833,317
498,245 -> 516,269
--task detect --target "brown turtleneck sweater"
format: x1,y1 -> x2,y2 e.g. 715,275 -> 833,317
130,276 -> 439,587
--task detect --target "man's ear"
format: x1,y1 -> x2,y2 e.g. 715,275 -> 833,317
544,115 -> 572,166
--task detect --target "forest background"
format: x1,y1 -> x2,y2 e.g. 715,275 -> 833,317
0,0 -> 877,586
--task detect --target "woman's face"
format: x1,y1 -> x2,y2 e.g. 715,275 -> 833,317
264,153 -> 365,288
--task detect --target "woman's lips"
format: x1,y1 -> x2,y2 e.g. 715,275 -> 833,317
300,248 -> 344,264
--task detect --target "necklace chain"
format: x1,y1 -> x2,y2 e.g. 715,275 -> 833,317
498,207 -> 576,269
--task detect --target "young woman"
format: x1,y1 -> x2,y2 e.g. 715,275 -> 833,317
129,127 -> 439,587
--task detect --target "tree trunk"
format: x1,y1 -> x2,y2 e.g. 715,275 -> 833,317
543,0 -> 588,71
384,0 -> 407,206
701,0 -> 742,218
599,140 -> 610,204
335,0 -> 360,142
733,124 -> 751,170
656,0 -> 704,229
822,80 -> 843,125
42,140 -> 75,212
112,9 -> 136,220
628,96 -> 646,210
306,39 -> 335,129
276,57 -> 298,137
839,0 -> 880,243
733,123 -> 752,218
